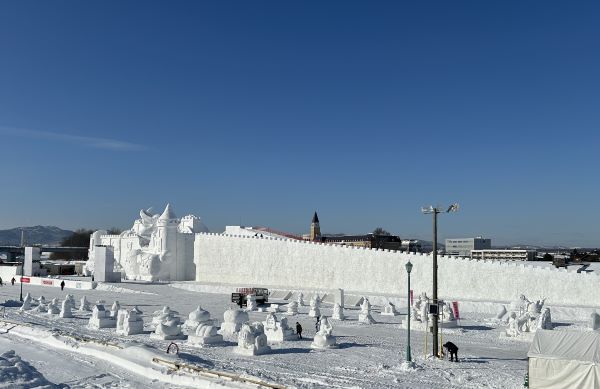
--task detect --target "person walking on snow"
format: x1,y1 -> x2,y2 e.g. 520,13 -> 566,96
296,322 -> 303,339
11,277 -> 15,286
0,277 -> 3,286
315,317 -> 320,332
60,280 -> 65,291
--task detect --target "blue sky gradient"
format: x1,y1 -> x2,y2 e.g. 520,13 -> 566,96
0,1 -> 598,246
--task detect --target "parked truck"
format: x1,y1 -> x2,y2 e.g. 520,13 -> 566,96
231,287 -> 269,307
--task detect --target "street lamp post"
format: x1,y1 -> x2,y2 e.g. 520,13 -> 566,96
405,260 -> 413,363
19,260 -> 24,302
421,203 -> 459,358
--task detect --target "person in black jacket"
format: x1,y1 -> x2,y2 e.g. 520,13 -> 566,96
443,341 -> 459,362
296,322 -> 303,339
60,280 -> 65,291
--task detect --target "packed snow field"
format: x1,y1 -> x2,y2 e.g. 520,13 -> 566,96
0,282 -> 585,388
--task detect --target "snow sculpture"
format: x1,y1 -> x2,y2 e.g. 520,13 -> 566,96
37,296 -> 46,306
311,317 -> 337,349
591,313 -> 600,331
536,308 -> 552,330
88,305 -> 116,329
219,308 -> 249,339
246,295 -> 257,311
20,294 -> 32,311
528,298 -> 546,315
152,306 -> 180,327
152,318 -> 185,340
188,323 -> 224,347
285,301 -> 299,316
308,295 -> 321,318
266,303 -> 281,313
59,300 -> 73,318
79,296 -> 91,312
110,301 -> 120,318
132,306 -> 143,315
65,294 -> 76,309
297,292 -> 305,307
87,204 -> 209,281
332,302 -> 345,320
381,302 -> 398,316
495,305 -> 508,321
263,313 -> 295,342
358,298 -> 375,324
235,322 -> 271,356
183,306 -> 212,332
116,308 -> 144,335
47,299 -> 60,315
440,302 -> 458,328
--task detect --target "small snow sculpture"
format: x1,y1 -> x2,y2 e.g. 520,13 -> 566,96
381,302 -> 398,316
183,306 -> 212,332
263,313 -> 295,342
152,306 -> 180,326
219,308 -> 249,339
20,294 -> 32,311
65,294 -> 76,309
506,312 -> 520,337
110,301 -> 120,318
285,301 -> 299,316
132,306 -> 143,315
311,316 -> 337,349
439,302 -> 458,328
188,323 -> 223,347
332,303 -> 345,321
505,311 -> 538,339
495,305 -> 508,320
358,298 -> 375,324
246,294 -> 257,311
528,298 -> 546,315
308,295 -> 321,318
47,299 -> 60,315
59,300 -> 73,318
37,296 -> 46,306
79,296 -> 91,312
536,308 -> 552,331
591,313 -> 600,331
235,322 -> 271,356
152,318 -> 185,340
266,303 -> 281,313
116,308 -> 144,335
88,304 -> 116,329
297,292 -> 305,307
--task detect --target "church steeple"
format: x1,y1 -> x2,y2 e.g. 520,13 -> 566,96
310,211 -> 321,241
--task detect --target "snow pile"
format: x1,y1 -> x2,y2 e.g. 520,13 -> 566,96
95,283 -> 157,295
0,350 -> 55,389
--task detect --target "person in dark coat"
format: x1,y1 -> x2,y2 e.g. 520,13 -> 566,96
60,280 -> 65,291
296,322 -> 303,339
315,317 -> 321,332
0,277 -> 3,286
443,341 -> 459,362
11,277 -> 15,286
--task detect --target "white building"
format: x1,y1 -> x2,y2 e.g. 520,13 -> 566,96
88,204 -> 208,281
471,249 -> 536,261
445,237 -> 491,257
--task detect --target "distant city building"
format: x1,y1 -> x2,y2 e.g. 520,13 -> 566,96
445,237 -> 491,257
401,239 -> 422,253
471,249 -> 536,261
310,212 -> 321,241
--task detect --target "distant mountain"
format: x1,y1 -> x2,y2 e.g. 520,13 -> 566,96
0,226 -> 74,246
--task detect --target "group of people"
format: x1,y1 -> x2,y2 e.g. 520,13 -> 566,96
0,277 -> 66,290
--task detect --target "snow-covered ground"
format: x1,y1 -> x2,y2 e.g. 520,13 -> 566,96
0,282 -> 587,388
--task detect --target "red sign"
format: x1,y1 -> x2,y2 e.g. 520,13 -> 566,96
42,280 -> 53,286
452,301 -> 460,319
410,290 -> 414,306
20,277 -> 30,283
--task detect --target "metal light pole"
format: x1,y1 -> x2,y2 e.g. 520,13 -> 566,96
405,260 -> 413,363
19,229 -> 24,302
421,203 -> 458,358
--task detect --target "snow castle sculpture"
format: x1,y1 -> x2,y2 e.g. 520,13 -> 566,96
116,308 -> 144,335
311,317 -> 337,349
235,322 -> 271,356
263,313 -> 295,343
219,308 -> 249,339
308,295 -> 321,318
188,323 -> 223,347
59,300 -> 73,318
88,305 -> 116,329
183,306 -> 212,332
381,302 -> 398,316
358,298 -> 375,324
87,204 -> 209,281
332,302 -> 345,320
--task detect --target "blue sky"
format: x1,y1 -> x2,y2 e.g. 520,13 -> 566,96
0,1 -> 598,247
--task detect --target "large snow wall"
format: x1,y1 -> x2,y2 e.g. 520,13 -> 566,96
194,233 -> 600,307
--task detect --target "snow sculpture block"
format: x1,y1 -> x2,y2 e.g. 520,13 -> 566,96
381,302 -> 398,316
332,303 -> 345,320
440,303 -> 458,328
536,308 -> 552,331
285,301 -> 299,316
263,313 -> 295,343
308,295 -> 321,318
20,294 -> 32,311
152,318 -> 186,340
116,309 -> 144,335
235,322 -> 271,356
24,247 -> 40,277
188,323 -> 224,347
65,294 -> 76,310
183,306 -> 212,332
37,296 -> 46,306
311,317 -> 337,349
59,300 -> 73,318
88,305 -> 116,329
79,296 -> 91,312
152,306 -> 180,327
93,246 -> 121,283
297,292 -> 305,307
591,313 -> 600,331
110,301 -> 120,318
246,295 -> 257,311
47,299 -> 60,315
358,298 -> 375,324
219,308 -> 249,340
266,304 -> 280,313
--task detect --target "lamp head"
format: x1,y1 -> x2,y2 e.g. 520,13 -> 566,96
405,261 -> 413,274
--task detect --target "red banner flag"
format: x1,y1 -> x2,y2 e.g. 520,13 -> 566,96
452,301 -> 460,319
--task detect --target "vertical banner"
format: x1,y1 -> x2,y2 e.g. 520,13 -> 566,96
410,290 -> 414,306
452,301 -> 460,319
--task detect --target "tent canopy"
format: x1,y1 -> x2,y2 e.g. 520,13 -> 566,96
528,329 -> 600,364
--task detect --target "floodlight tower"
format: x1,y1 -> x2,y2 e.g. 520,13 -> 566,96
421,203 -> 459,358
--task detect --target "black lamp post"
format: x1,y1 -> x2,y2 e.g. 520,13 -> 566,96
405,260 -> 413,363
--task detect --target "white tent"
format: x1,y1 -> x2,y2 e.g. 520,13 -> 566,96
528,329 -> 600,388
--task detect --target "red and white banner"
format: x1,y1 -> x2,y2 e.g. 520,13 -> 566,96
20,277 -> 30,284
42,279 -> 53,286
452,301 -> 460,319
410,290 -> 414,306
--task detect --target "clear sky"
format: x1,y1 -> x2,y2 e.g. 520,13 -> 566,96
0,1 -> 598,247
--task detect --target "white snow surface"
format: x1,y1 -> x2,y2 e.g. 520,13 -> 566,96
0,350 -> 55,389
1,281 -> 589,388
